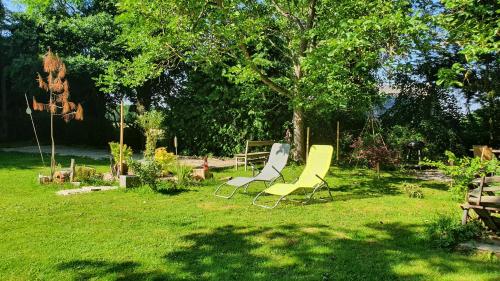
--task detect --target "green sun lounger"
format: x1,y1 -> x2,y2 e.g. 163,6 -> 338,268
252,145 -> 334,209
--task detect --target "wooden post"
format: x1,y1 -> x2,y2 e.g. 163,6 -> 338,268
336,121 -> 340,162
69,159 -> 75,182
174,136 -> 178,155
119,100 -> 124,176
306,127 -> 310,161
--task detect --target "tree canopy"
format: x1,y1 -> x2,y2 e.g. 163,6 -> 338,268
0,0 -> 497,158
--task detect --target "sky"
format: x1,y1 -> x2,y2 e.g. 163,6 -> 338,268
3,0 -> 24,12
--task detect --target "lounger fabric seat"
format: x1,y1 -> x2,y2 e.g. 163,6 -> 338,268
215,143 -> 290,198
253,145 -> 334,208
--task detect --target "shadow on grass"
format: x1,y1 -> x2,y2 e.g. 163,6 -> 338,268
0,152 -> 106,170
57,260 -> 169,280
56,223 -> 499,280
160,223 -> 498,280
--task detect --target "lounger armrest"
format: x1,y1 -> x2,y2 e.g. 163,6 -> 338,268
272,165 -> 285,182
315,174 -> 329,187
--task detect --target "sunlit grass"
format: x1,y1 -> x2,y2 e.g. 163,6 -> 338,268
0,152 -> 498,280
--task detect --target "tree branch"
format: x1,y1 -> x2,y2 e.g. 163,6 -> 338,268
239,44 -> 291,97
270,0 -> 305,30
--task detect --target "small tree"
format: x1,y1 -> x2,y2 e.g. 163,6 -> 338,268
136,110 -> 165,159
32,48 -> 83,178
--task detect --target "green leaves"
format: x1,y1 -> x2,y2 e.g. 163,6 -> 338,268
436,0 -> 500,88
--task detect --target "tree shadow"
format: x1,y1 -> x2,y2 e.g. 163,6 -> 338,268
0,151 -> 106,170
57,260 -> 171,280
56,223 -> 499,280
160,223 -> 499,280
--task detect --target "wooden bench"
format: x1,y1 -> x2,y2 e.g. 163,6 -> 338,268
234,140 -> 274,171
462,176 -> 500,232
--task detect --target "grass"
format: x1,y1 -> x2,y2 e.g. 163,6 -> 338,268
0,152 -> 499,281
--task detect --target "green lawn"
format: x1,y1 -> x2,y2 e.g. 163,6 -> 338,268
0,152 -> 498,281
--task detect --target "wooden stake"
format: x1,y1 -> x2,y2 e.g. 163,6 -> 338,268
69,159 -> 75,182
306,127 -> 310,161
119,100 -> 124,176
174,136 -> 178,155
336,121 -> 340,162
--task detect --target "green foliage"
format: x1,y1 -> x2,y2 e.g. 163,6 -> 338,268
163,66 -> 290,156
436,0 -> 499,87
387,125 -> 425,156
172,164 -> 193,188
80,175 -> 110,186
422,151 -> 499,201
108,142 -> 133,164
401,182 -> 424,199
136,111 -> 166,159
129,160 -> 162,191
74,165 -> 96,182
424,215 -> 484,249
154,147 -> 176,175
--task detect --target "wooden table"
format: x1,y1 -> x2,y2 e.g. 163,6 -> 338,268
469,149 -> 500,153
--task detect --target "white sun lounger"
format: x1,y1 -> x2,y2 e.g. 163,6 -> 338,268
214,143 -> 290,199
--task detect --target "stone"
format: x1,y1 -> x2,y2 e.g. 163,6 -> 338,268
56,186 -> 119,196
192,168 -> 212,180
119,175 -> 140,188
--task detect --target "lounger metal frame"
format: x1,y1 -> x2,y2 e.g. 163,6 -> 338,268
214,166 -> 285,199
252,174 -> 333,209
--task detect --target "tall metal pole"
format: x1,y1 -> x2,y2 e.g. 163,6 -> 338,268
25,93 -> 45,166
119,99 -> 124,175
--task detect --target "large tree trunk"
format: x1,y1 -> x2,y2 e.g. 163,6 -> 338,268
292,107 -> 305,162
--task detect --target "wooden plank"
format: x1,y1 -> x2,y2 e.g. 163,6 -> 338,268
69,159 -> 75,182
474,209 -> 499,232
462,204 -> 500,212
247,140 -> 274,147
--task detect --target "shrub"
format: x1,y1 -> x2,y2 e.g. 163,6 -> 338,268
173,164 -> 193,187
130,160 -> 162,191
109,142 -> 133,164
154,147 -> 176,175
386,125 -> 425,157
402,182 -> 423,198
422,151 -> 499,201
351,137 -> 399,175
424,215 -> 484,249
81,175 -> 109,186
136,111 -> 165,159
74,166 -> 96,182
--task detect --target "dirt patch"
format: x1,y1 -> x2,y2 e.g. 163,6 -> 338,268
412,170 -> 451,182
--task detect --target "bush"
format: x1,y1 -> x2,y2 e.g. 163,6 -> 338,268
136,111 -> 165,159
402,182 -> 423,198
386,125 -> 425,157
74,166 -> 96,182
154,147 -> 176,175
173,164 -> 193,187
109,142 -> 133,164
422,151 -> 499,201
424,215 -> 484,249
130,160 -> 162,190
81,175 -> 110,186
